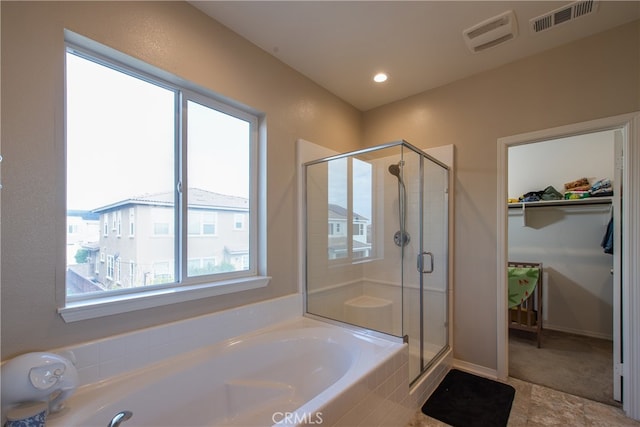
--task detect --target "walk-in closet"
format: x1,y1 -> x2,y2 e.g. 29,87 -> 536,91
507,129 -> 620,405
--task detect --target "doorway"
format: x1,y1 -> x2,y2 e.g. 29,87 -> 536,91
506,130 -> 618,405
496,112 -> 640,421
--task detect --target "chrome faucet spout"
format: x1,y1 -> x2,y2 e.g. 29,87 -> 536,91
108,410 -> 133,427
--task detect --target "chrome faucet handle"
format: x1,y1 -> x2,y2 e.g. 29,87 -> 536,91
108,410 -> 133,427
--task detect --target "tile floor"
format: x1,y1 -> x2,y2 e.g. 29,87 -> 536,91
407,377 -> 640,426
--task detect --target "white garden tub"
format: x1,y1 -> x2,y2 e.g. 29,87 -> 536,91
47,317 -> 405,427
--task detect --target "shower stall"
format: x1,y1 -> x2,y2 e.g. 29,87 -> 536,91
304,140 -> 449,383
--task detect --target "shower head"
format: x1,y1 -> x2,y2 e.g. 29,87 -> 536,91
388,162 -> 402,178
388,161 -> 406,193
388,160 -> 409,247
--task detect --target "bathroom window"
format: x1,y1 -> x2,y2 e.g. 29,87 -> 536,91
61,32 -> 267,322
327,157 -> 373,261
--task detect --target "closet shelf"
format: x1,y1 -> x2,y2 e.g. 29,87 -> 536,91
509,197 -> 612,227
508,196 -> 612,209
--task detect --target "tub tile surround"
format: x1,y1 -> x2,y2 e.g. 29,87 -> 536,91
327,349 -> 452,427
30,293 -> 453,426
325,347 -> 411,426
55,294 -> 303,388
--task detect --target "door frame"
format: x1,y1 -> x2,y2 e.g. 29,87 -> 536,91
496,112 -> 640,420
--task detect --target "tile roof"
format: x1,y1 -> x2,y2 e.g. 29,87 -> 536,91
93,188 -> 248,212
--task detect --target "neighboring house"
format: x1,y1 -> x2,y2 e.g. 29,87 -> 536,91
328,203 -> 371,260
69,188 -> 249,293
66,210 -> 100,263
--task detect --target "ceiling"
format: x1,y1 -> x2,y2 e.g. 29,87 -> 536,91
190,1 -> 640,111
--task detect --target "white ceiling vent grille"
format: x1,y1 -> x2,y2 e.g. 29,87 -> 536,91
462,10 -> 518,54
530,0 -> 599,34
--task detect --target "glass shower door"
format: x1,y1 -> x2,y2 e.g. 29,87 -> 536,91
420,155 -> 449,373
402,147 -> 449,382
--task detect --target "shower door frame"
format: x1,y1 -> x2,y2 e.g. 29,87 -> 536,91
412,145 -> 451,382
299,139 -> 452,384
416,150 -> 451,380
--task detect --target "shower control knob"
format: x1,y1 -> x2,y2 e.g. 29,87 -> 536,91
394,230 -> 410,247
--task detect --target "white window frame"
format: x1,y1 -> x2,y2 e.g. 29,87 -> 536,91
58,31 -> 269,322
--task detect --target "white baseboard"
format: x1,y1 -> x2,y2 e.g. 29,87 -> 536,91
453,358 -> 498,380
543,324 -> 613,341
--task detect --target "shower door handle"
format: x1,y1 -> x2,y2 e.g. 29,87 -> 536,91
417,251 -> 434,274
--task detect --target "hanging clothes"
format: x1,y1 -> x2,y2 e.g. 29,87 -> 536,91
601,217 -> 614,254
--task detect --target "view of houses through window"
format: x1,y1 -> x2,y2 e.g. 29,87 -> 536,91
327,157 -> 373,260
65,46 -> 255,299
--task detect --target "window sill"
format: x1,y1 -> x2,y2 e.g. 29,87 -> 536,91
58,276 -> 271,323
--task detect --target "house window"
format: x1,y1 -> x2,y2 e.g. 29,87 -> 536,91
128,208 -> 135,237
103,215 -> 108,237
188,213 -> 202,235
62,33 -> 266,320
116,211 -> 122,237
202,213 -> 217,235
129,260 -> 135,285
106,255 -> 115,280
153,222 -> 171,236
233,214 -> 245,230
115,257 -> 121,283
187,211 -> 218,236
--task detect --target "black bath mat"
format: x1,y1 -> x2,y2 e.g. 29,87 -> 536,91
421,369 -> 515,427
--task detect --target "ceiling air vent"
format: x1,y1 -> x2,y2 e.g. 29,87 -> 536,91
462,10 -> 518,54
530,0 -> 599,34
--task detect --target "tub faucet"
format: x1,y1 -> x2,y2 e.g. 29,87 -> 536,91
108,410 -> 133,427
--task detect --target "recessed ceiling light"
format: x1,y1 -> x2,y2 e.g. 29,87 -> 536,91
373,73 -> 388,83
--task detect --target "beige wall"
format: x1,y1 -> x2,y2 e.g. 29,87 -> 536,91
0,1 -> 362,359
362,20 -> 640,369
1,0 -> 638,372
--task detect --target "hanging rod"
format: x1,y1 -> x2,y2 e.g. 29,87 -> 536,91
507,196 -> 613,209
